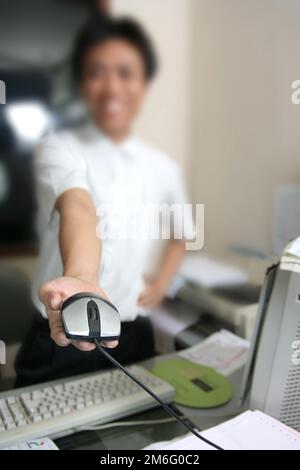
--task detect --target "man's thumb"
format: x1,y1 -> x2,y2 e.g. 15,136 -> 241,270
39,283 -> 63,310
47,291 -> 63,310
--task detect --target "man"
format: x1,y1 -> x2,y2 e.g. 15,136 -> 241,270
16,15 -> 193,386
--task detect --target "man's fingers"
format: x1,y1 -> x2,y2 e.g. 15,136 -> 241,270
138,289 -> 150,302
47,309 -> 71,347
49,311 -> 95,350
138,294 -> 153,307
47,292 -> 63,311
138,294 -> 158,309
73,340 -> 118,350
73,341 -> 96,351
138,290 -> 152,306
50,324 -> 70,346
51,328 -> 71,347
101,340 -> 119,349
47,309 -> 60,329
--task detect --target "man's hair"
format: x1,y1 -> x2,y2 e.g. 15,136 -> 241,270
72,15 -> 158,81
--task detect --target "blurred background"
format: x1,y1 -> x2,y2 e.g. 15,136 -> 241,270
1,0 -> 300,386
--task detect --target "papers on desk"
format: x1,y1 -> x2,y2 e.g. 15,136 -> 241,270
280,237 -> 300,271
179,329 -> 250,376
179,255 -> 248,288
144,410 -> 300,450
284,237 -> 300,258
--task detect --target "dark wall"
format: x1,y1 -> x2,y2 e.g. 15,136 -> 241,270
0,0 -> 93,248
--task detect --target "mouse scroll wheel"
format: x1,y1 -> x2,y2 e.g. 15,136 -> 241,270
88,301 -> 99,321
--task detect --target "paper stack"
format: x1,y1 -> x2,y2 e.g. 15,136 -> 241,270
144,410 -> 300,450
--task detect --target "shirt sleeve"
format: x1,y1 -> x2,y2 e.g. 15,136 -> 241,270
34,133 -> 90,223
165,162 -> 196,241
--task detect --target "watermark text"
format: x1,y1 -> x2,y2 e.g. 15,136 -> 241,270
0,80 -> 6,105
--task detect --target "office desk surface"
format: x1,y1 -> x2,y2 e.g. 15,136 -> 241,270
55,352 -> 244,450
143,352 -> 244,431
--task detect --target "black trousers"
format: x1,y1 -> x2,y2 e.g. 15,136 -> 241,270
15,314 -> 155,388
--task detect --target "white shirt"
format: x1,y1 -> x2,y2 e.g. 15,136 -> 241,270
32,123 -> 194,321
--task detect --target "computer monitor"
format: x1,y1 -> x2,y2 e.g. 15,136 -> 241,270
240,243 -> 300,431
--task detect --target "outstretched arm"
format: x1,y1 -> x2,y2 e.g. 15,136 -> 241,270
38,188 -> 117,351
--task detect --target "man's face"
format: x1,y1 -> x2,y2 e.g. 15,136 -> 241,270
80,39 -> 148,139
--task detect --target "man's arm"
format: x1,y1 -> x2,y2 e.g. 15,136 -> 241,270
38,188 -> 117,351
138,239 -> 185,309
59,189 -> 101,284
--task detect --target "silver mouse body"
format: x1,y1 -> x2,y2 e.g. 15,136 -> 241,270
61,293 -> 121,341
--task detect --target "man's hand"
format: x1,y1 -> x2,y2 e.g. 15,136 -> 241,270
138,240 -> 185,310
39,276 -> 118,351
138,278 -> 167,310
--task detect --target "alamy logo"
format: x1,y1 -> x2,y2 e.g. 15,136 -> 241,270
291,340 -> 300,366
0,80 -> 6,104
0,340 -> 6,365
291,80 -> 300,104
96,203 -> 204,251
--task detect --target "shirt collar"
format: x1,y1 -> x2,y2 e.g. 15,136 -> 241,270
83,120 -> 138,158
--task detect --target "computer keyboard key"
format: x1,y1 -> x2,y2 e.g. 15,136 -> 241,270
6,422 -> 16,430
75,403 -> 84,410
62,407 -> 71,414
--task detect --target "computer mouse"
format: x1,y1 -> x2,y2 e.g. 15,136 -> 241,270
61,293 -> 121,342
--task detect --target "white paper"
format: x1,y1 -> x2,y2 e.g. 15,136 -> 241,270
179,255 -> 248,288
284,237 -> 300,258
144,410 -> 300,450
3,437 -> 58,450
179,329 -> 250,376
145,433 -> 213,451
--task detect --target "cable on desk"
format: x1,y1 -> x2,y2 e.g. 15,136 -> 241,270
95,340 -> 224,450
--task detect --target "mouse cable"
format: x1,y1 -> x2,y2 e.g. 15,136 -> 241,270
95,340 -> 224,450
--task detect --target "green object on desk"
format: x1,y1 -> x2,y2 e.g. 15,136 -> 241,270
152,358 -> 233,409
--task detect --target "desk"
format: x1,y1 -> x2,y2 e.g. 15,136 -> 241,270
55,352 -> 244,450
55,408 -> 188,450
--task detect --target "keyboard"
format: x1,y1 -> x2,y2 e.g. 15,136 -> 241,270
0,365 -> 174,448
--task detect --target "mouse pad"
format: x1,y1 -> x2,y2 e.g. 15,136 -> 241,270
151,358 -> 233,408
